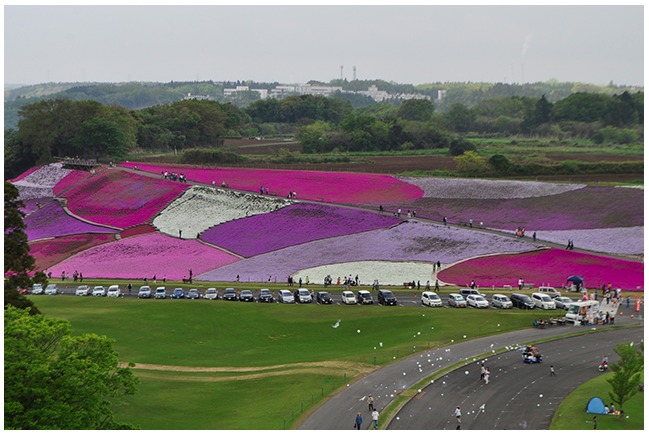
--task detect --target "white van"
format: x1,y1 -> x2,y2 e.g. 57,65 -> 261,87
421,291 -> 442,307
531,292 -> 556,310
538,286 -> 561,298
565,300 -> 600,322
492,294 -> 512,309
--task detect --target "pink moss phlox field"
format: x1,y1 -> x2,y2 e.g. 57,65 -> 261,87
48,232 -> 240,280
53,169 -> 98,196
120,162 -> 424,204
29,233 -> 117,272
60,169 -> 188,228
7,165 -> 43,183
438,248 -> 643,290
381,186 -> 643,231
25,201 -> 116,241
12,164 -> 73,200
197,220 -> 538,282
20,198 -> 55,215
200,202 -> 403,257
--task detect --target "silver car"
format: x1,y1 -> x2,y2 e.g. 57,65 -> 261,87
44,284 -> 58,295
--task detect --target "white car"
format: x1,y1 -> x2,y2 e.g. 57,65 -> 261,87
154,287 -> 166,299
138,285 -> 152,299
491,294 -> 512,309
531,292 -> 556,310
466,294 -> 489,308
448,293 -> 467,308
554,296 -> 574,310
205,288 -> 219,300
31,283 -> 44,294
421,291 -> 442,307
277,289 -> 295,303
92,286 -> 106,297
341,291 -> 357,305
294,288 -> 313,303
75,285 -> 90,296
44,284 -> 58,295
107,285 -> 122,297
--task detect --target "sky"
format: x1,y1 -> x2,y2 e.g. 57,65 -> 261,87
2,3 -> 645,87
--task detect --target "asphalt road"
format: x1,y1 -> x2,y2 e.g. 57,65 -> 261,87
298,314 -> 643,430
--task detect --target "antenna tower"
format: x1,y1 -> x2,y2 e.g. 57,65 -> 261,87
353,66 -> 356,81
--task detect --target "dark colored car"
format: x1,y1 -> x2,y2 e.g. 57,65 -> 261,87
222,288 -> 238,301
316,291 -> 333,304
258,289 -> 274,303
378,289 -> 397,306
239,290 -> 254,302
510,293 -> 535,309
357,290 -> 374,305
172,288 -> 185,299
187,289 -> 200,299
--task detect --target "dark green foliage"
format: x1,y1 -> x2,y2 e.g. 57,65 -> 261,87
4,306 -> 139,429
591,126 -> 640,144
448,137 -> 476,156
488,154 -> 512,173
180,149 -> 247,165
397,99 -> 434,121
607,342 -> 644,410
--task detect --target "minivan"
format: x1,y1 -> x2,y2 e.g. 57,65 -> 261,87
510,293 -> 535,309
378,289 -> 397,306
459,288 -> 484,298
294,288 -> 313,303
491,294 -> 512,309
531,292 -> 556,310
421,291 -> 442,307
448,293 -> 467,308
538,286 -> 561,298
278,289 -> 295,304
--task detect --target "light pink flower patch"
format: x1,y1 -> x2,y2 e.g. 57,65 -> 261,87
438,248 -> 643,291
48,232 -> 240,280
120,162 -> 424,205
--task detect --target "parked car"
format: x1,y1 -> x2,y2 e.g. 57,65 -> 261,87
448,293 -> 467,308
138,285 -> 152,299
531,292 -> 557,310
341,290 -> 357,305
239,290 -> 254,302
75,285 -> 90,296
294,288 -> 313,303
357,290 -> 374,305
187,289 -> 200,299
222,288 -> 238,301
172,288 -> 185,299
459,288 -> 485,298
277,289 -> 295,303
491,294 -> 512,309
466,294 -> 489,308
44,284 -> 59,295
554,296 -> 574,310
510,293 -> 535,309
316,291 -> 333,304
538,286 -> 561,298
107,285 -> 122,297
31,283 -> 44,295
377,289 -> 397,306
92,286 -> 106,297
421,291 -> 443,307
205,288 -> 219,300
154,287 -> 166,299
258,289 -> 274,303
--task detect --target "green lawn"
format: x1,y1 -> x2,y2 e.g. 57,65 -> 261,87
29,295 -> 560,429
550,373 -> 644,430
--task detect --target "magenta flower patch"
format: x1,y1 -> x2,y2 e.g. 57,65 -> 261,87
53,169 -> 97,196
201,202 -> 402,257
119,162 -> 424,205
30,233 -> 117,272
49,232 -> 241,280
60,168 -> 187,228
25,201 -> 116,241
438,248 -> 644,291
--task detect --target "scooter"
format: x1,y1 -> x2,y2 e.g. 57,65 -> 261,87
598,361 -> 608,372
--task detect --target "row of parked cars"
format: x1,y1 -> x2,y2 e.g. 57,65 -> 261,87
425,287 -> 572,310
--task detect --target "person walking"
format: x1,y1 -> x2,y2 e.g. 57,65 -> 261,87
371,409 -> 379,430
434,279 -> 440,292
355,412 -> 363,430
550,365 -> 556,376
454,406 -> 461,424
484,367 -> 490,384
367,394 -> 374,412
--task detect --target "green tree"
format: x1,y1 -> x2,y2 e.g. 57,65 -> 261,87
444,103 -> 474,132
454,150 -> 487,176
296,121 -> 332,153
4,306 -> 139,429
4,182 -> 42,314
73,118 -> 129,160
607,341 -> 644,410
397,99 -> 434,121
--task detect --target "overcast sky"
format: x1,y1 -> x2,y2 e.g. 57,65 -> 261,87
3,4 -> 645,86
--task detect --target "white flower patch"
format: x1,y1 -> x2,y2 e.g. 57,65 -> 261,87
293,260 -> 440,286
529,227 -> 644,256
399,176 -> 585,199
153,186 -> 294,239
13,163 -> 73,200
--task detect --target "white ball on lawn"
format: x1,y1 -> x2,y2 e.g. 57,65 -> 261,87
357,329 -> 361,333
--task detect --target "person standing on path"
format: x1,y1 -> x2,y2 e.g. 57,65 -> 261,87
355,412 -> 363,430
367,394 -> 374,412
371,409 -> 379,429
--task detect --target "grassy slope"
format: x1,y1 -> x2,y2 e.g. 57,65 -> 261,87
30,296 -> 554,429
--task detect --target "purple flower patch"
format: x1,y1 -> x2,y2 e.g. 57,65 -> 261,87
25,200 -> 117,241
200,202 -> 402,257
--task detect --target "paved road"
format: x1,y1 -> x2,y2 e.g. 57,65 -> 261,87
298,313 -> 643,430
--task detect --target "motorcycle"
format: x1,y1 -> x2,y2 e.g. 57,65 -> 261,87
598,361 -> 608,372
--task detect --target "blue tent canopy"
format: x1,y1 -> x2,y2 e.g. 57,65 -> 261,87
586,396 -> 607,414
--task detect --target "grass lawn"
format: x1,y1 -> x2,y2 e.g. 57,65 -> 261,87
29,295 -> 561,429
550,373 -> 644,430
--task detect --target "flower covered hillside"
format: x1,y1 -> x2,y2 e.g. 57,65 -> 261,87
11,163 -> 73,200
24,201 -> 117,241
152,186 -> 294,238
